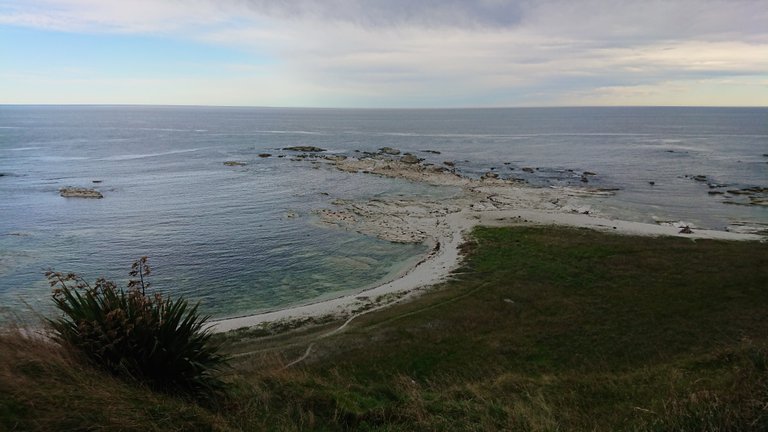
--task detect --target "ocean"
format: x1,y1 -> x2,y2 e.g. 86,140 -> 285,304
1,106 -> 766,320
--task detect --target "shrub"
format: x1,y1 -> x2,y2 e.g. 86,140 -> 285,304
46,257 -> 227,398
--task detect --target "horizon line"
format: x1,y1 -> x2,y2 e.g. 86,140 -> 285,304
1,103 -> 766,110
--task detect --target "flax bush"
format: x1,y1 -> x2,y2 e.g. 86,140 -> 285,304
46,257 -> 227,398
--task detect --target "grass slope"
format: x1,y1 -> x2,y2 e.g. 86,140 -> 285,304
3,226 -> 767,431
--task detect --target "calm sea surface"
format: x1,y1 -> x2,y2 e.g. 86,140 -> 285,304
1,106 -> 766,320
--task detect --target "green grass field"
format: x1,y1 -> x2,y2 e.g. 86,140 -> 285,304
3,226 -> 767,431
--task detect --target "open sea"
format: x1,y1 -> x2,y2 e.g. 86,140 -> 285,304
1,106 -> 766,321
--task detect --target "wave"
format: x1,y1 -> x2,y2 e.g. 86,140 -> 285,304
6,147 -> 43,151
100,148 -> 202,161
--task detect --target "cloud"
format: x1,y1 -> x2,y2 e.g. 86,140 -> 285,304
2,0 -> 767,106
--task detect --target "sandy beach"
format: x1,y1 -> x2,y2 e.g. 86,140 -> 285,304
210,153 -> 764,333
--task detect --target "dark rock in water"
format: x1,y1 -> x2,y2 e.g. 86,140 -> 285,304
278,155 -> 286,158
324,155 -> 347,162
679,226 -> 693,234
522,167 -> 534,173
92,180 -> 102,183
400,154 -> 420,164
580,176 -> 589,183
692,175 -> 707,182
379,147 -> 401,155
503,162 -> 511,165
0,173 -> 5,177
283,146 -> 326,152
727,189 -> 752,195
421,149 -> 441,154
443,161 -> 455,167
224,161 -> 247,166
481,171 -> 499,180
60,187 -> 103,199
708,191 -> 724,195
583,171 -> 597,176
763,154 -> 768,157
258,153 -> 272,158
649,181 -> 655,186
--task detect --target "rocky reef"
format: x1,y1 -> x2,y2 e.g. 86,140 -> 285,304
59,187 -> 103,199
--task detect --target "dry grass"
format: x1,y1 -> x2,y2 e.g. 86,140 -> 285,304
0,328 -> 231,432
3,226 -> 767,431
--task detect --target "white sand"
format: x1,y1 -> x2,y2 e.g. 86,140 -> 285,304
209,157 -> 764,333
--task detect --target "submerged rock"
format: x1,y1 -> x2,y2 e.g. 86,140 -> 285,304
59,187 -> 103,199
223,161 -> 247,166
379,147 -> 401,155
258,153 -> 272,158
421,149 -> 441,154
481,171 -> 499,180
522,167 -> 534,173
324,155 -> 348,162
283,146 -> 326,152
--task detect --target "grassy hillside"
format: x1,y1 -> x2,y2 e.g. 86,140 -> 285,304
3,226 -> 767,431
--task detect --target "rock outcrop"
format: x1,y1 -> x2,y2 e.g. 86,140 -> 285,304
60,187 -> 103,199
283,146 -> 326,152
400,154 -> 420,164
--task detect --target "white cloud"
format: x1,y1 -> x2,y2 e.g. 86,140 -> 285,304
2,0 -> 767,106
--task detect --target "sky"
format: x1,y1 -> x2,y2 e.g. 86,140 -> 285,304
1,0 -> 767,107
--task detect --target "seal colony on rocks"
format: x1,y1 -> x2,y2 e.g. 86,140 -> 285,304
209,150 -> 766,333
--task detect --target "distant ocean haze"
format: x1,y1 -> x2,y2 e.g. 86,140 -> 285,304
0,106 -> 766,320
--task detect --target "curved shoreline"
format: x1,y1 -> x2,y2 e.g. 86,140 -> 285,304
210,204 -> 762,333
209,210 -> 470,332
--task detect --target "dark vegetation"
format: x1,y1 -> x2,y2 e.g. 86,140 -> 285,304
2,227 -> 767,431
46,257 -> 226,397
